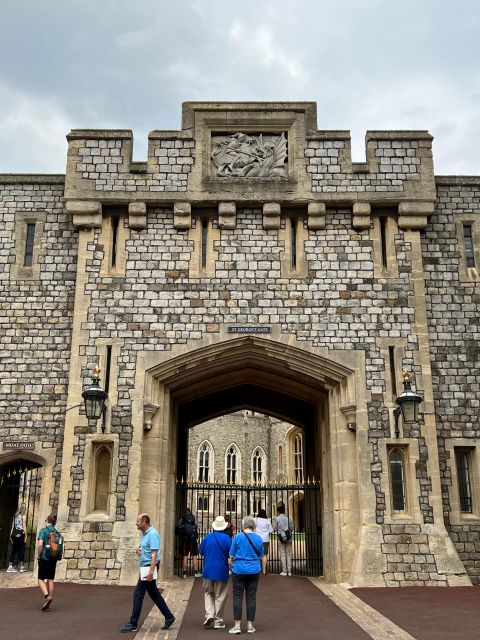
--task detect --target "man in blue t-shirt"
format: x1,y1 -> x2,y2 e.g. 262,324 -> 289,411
199,516 -> 232,629
120,514 -> 176,633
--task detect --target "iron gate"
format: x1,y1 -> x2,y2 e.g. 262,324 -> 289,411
176,480 -> 322,577
0,462 -> 43,569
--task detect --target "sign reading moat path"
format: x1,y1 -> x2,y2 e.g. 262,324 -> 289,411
227,326 -> 272,334
211,132 -> 288,177
3,441 -> 35,450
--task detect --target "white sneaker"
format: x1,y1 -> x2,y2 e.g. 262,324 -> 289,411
279,571 -> 287,576
214,622 -> 226,629
6,566 -> 18,573
247,626 -> 256,634
228,627 -> 241,634
287,572 -> 292,576
19,565 -> 27,573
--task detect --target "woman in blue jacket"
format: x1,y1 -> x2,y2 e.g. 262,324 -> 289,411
228,515 -> 264,634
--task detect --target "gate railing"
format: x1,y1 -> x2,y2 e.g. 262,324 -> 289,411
176,480 -> 322,577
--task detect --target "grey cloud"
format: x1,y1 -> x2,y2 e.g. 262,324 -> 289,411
0,0 -> 478,173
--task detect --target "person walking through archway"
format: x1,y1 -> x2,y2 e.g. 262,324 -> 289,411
228,515 -> 264,635
199,515 -> 232,629
37,513 -> 63,610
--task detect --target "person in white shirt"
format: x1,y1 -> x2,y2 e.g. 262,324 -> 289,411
254,509 -> 273,575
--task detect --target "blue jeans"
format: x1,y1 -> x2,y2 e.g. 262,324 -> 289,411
130,577 -> 173,626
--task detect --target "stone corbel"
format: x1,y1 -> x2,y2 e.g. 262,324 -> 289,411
352,203 -> 371,230
173,202 -> 192,230
340,403 -> 357,433
263,202 -> 281,230
143,403 -> 159,431
398,202 -> 435,230
308,202 -> 326,230
218,202 -> 236,229
128,202 -> 147,230
66,200 -> 102,229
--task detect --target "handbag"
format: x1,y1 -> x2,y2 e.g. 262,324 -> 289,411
277,528 -> 292,543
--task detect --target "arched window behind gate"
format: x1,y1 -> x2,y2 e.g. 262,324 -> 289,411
252,448 -> 266,484
93,444 -> 112,512
198,442 -> 212,482
389,448 -> 406,511
293,433 -> 304,483
226,445 -> 240,484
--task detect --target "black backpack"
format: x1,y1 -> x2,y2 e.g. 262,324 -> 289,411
181,514 -> 197,540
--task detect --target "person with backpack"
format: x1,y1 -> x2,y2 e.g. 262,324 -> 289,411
179,508 -> 201,578
275,504 -> 293,576
36,513 -> 63,610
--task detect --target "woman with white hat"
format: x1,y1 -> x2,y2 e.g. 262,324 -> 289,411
198,515 -> 232,630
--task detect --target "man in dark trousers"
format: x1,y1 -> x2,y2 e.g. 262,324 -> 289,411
120,513 -> 175,633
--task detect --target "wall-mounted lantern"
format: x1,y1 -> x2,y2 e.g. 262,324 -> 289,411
393,371 -> 423,438
82,366 -> 108,422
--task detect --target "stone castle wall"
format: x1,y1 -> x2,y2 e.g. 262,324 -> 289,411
0,176 -> 77,507
0,103 -> 478,587
423,178 -> 480,584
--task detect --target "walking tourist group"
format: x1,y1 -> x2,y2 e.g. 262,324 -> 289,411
5,503 -> 293,634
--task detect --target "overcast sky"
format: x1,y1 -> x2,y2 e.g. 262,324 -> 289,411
0,0 -> 478,175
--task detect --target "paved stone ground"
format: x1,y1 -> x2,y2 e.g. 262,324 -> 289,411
352,586 -> 480,640
0,580 -> 152,640
2,570 -> 480,640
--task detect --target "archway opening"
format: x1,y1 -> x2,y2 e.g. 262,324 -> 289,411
143,336 -> 359,581
178,408 -> 321,576
0,459 -> 43,570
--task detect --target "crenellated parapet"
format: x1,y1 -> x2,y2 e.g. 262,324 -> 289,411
64,102 -> 436,231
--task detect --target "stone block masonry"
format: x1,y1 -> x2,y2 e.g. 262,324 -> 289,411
0,103 -> 478,589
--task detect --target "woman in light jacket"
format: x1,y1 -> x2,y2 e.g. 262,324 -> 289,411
7,504 -> 27,573
254,508 -> 273,575
228,515 -> 264,635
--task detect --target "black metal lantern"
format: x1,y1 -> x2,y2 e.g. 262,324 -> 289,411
393,371 -> 423,436
82,366 -> 108,421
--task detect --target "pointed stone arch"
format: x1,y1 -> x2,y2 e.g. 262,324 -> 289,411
123,334 -> 382,585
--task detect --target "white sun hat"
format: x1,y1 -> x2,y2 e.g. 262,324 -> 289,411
212,516 -> 228,531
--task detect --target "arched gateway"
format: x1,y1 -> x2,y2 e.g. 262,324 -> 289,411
133,334 -> 369,584
3,101 -> 477,588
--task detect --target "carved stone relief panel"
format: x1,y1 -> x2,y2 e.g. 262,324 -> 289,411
211,132 -> 288,178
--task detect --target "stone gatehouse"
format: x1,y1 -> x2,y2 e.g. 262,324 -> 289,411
0,102 -> 479,587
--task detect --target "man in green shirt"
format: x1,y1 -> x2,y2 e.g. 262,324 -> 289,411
36,514 -> 61,611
